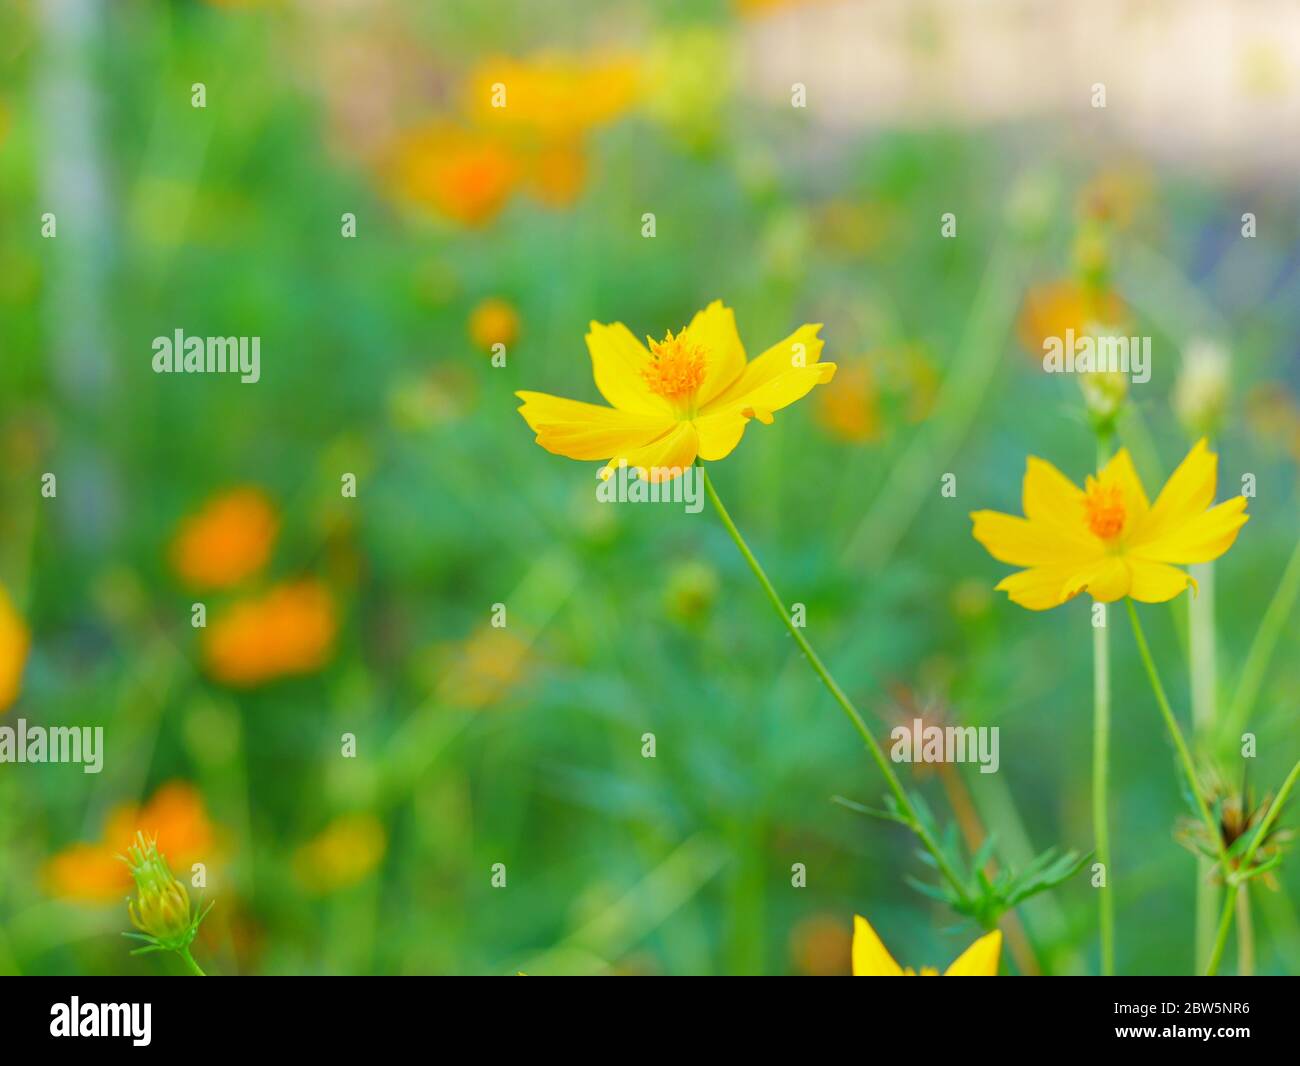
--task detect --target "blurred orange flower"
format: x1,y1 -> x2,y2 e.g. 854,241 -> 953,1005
790,914 -> 853,975
468,298 -> 520,352
388,50 -> 637,226
0,584 -> 30,713
292,813 -> 387,893
43,782 -> 217,903
387,122 -> 520,227
1016,280 -> 1127,360
815,347 -> 936,444
203,579 -> 338,687
815,361 -> 883,443
170,487 -> 279,590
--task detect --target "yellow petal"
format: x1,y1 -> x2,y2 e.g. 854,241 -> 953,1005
682,300 -> 747,406
1133,495 -> 1249,565
1097,447 -> 1149,531
1134,438 -> 1217,545
1061,555 -> 1130,602
703,362 -> 836,425
585,321 -> 673,415
706,323 -> 826,409
995,561 -> 1095,610
943,929 -> 1001,976
851,915 -> 904,976
1021,457 -> 1097,553
602,420 -> 699,482
516,391 -> 674,460
1127,560 -> 1196,603
970,511 -> 1095,568
692,409 -> 749,462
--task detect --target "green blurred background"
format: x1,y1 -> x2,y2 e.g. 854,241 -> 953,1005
1,0 -> 1298,975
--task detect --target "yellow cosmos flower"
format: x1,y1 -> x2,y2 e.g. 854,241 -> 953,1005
516,301 -> 835,482
852,915 -> 1001,976
0,584 -> 30,713
971,439 -> 1248,611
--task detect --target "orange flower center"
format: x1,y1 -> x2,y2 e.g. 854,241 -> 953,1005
1085,482 -> 1126,540
642,330 -> 707,404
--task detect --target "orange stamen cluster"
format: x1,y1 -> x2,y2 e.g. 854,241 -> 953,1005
1084,480 -> 1126,540
642,330 -> 707,403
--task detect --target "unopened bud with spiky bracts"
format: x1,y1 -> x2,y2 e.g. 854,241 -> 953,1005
1177,769 -> 1294,889
119,832 -> 213,973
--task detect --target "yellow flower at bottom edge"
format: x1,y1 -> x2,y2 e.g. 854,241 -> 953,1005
516,300 -> 835,482
971,438 -> 1248,610
852,915 -> 1001,976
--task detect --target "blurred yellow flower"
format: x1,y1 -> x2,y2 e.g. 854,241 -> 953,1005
203,579 -> 338,687
736,0 -> 829,15
437,626 -> 533,709
663,559 -> 720,625
0,584 -> 30,713
971,439 -> 1248,611
852,914 -> 1000,976
1016,279 -> 1126,360
641,27 -> 734,151
1077,166 -> 1152,229
517,301 -> 835,482
1245,383 -> 1300,463
468,297 -> 520,352
292,813 -> 386,893
43,781 -> 217,903
525,137 -> 588,208
465,52 -> 640,138
170,487 -> 278,590
387,122 -> 519,227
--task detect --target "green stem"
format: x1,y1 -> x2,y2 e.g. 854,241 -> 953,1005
1205,887 -> 1235,977
1127,599 -> 1238,978
178,946 -> 206,977
1093,608 -> 1114,975
1189,553 -> 1218,974
1124,600 -> 1227,868
701,467 -> 968,900
1240,758 -> 1300,871
1093,436 -> 1114,976
1223,533 -> 1300,743
1236,889 -> 1254,976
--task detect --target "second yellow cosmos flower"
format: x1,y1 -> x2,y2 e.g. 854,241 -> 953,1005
971,438 -> 1248,610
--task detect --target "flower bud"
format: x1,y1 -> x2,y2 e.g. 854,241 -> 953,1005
122,832 -> 199,949
1174,340 -> 1229,438
1079,367 -> 1129,432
